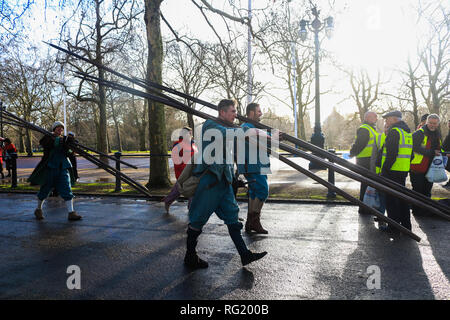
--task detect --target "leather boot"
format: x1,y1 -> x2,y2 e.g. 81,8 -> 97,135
34,208 -> 44,220
184,226 -> 208,269
245,197 -> 254,233
68,211 -> 82,221
227,223 -> 267,266
246,198 -> 268,234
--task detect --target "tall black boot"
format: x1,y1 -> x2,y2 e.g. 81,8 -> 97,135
227,223 -> 267,266
184,226 -> 208,269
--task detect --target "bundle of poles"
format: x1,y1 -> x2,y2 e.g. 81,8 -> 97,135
0,108 -> 152,198
29,42 -> 449,241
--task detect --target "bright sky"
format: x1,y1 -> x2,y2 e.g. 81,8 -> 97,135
161,0 -> 427,123
18,0 -> 434,124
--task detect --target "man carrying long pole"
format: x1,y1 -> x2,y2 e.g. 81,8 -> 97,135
29,121 -> 82,221
238,103 -> 273,234
185,99 -> 267,269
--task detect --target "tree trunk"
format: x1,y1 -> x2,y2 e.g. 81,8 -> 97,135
18,127 -> 24,153
106,129 -> 111,153
139,97 -> 147,151
144,0 -> 171,188
95,0 -> 109,164
25,127 -> 32,156
187,101 -> 195,129
110,99 -> 122,152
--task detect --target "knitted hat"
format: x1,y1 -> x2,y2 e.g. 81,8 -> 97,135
52,121 -> 65,131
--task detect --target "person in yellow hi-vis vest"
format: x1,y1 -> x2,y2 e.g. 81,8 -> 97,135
349,111 -> 379,214
410,114 -> 443,216
379,111 -> 413,234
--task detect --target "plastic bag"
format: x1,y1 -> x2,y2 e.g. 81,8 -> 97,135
363,186 -> 381,210
425,155 -> 448,183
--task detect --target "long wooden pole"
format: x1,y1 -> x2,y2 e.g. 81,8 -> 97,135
77,72 -> 449,222
76,74 -> 430,241
46,42 -> 448,216
1,110 -> 152,197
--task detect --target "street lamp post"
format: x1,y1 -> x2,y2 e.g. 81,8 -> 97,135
0,101 -> 3,137
299,4 -> 333,169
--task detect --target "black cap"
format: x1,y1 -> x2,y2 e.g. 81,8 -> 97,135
420,114 -> 429,122
382,110 -> 402,119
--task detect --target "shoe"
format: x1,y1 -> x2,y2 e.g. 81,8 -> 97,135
184,253 -> 209,269
378,221 -> 388,231
241,251 -> 267,266
164,200 -> 170,214
358,209 -> 371,215
68,211 -> 82,221
245,212 -> 268,234
386,226 -> 401,238
245,199 -> 269,234
34,208 -> 44,220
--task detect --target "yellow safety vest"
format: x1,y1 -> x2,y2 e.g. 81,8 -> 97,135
356,124 -> 378,158
381,127 -> 413,172
375,133 -> 386,174
410,128 -> 443,165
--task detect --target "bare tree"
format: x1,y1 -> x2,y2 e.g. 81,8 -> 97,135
345,68 -> 382,122
0,43 -> 57,155
417,4 -> 449,116
164,42 -> 215,128
58,0 -> 141,162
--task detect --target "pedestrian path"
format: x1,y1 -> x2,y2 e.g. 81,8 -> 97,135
0,193 -> 448,299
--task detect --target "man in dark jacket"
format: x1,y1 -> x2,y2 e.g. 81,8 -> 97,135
378,111 -> 413,233
410,114 -> 443,215
67,131 -> 79,181
443,119 -> 450,187
349,111 -> 379,214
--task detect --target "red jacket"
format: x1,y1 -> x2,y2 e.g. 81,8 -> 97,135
4,143 -> 17,155
172,139 -> 197,179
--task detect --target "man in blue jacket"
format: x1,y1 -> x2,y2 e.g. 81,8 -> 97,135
237,103 -> 274,234
185,99 -> 267,269
29,121 -> 82,221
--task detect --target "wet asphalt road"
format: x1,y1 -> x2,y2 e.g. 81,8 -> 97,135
0,193 -> 448,300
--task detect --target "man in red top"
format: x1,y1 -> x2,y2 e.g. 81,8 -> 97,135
0,137 -> 17,177
416,114 -> 429,130
163,127 -> 197,213
410,114 -> 443,216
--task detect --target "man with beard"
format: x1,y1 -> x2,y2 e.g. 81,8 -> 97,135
410,114 -> 443,215
237,103 -> 276,234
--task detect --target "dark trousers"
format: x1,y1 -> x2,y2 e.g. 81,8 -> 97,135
382,171 -> 411,230
356,157 -> 371,213
410,171 -> 433,215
